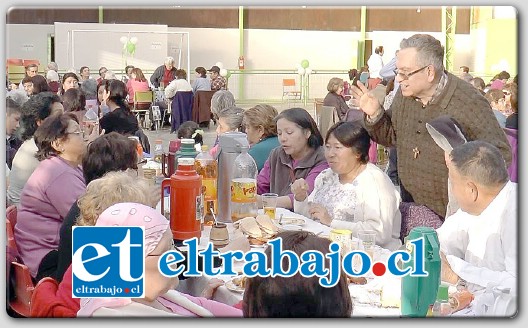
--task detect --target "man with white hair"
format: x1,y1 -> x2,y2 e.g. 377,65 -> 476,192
351,34 -> 511,218
437,140 -> 516,296
150,56 -> 177,89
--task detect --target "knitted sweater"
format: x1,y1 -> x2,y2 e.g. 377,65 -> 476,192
365,72 -> 511,217
257,146 -> 328,205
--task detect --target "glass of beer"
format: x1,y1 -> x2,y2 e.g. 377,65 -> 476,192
261,193 -> 278,220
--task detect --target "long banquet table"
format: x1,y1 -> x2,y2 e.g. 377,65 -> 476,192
172,207 -> 403,317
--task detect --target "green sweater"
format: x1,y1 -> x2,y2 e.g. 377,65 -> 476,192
365,72 -> 511,217
248,136 -> 280,172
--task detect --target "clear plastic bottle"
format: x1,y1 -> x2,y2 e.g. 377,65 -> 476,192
230,146 -> 258,222
432,283 -> 452,316
154,139 -> 163,163
195,144 -> 218,225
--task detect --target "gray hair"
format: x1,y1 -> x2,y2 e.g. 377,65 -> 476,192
400,34 -> 444,74
450,140 -> 509,186
47,61 -> 58,71
211,90 -> 236,117
165,56 -> 175,66
7,89 -> 29,107
46,70 -> 60,82
80,78 -> 98,100
217,106 -> 244,131
104,70 -> 117,80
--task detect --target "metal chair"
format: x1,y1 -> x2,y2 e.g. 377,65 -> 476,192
282,78 -> 302,105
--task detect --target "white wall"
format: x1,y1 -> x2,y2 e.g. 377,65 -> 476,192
54,22 -> 176,74
6,23 -> 475,100
6,24 -> 54,67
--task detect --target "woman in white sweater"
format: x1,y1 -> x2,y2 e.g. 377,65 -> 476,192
292,121 -> 401,251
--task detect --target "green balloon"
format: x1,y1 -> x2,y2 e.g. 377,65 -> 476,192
301,59 -> 310,69
226,70 -> 232,78
126,42 -> 136,55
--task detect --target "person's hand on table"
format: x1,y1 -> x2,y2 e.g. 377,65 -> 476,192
201,278 -> 225,299
291,178 -> 309,202
308,202 -> 332,226
440,252 -> 460,285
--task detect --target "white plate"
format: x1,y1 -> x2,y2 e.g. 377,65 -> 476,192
249,243 -> 268,249
279,217 -> 306,226
280,224 -> 302,231
225,277 -> 246,294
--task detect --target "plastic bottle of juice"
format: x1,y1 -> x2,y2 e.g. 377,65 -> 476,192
230,146 -> 258,222
195,144 -> 218,225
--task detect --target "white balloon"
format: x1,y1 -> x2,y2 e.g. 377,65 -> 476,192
220,68 -> 228,77
215,62 -> 224,69
305,68 -> 312,75
130,37 -> 138,44
120,36 -> 128,44
297,67 -> 305,75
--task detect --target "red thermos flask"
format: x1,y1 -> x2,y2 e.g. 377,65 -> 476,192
161,157 -> 203,241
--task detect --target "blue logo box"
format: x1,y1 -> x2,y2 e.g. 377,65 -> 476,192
72,226 -> 145,298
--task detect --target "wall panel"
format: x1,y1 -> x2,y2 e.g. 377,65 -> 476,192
6,7 -> 469,33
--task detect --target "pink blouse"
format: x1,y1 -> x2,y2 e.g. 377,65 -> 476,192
126,79 -> 150,104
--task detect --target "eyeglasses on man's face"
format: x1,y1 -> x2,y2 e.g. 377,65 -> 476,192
393,65 -> 430,80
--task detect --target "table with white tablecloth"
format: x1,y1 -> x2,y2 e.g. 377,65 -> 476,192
172,207 -> 402,317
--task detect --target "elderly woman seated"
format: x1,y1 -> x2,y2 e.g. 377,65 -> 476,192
292,121 -> 402,251
31,172 -> 242,317
77,202 -> 242,317
243,104 -> 280,172
15,113 -> 88,279
257,107 -> 328,210
323,77 -> 350,121
209,105 -> 244,158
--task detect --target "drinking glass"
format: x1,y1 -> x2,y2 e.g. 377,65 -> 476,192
357,230 -> 377,259
261,193 -> 278,219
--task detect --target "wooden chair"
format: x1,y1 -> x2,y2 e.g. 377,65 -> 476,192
170,91 -> 194,133
318,105 -> 339,138
282,78 -> 302,105
313,98 -> 324,127
132,90 -> 153,129
192,90 -> 216,128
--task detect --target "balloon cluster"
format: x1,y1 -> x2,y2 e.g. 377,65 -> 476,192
215,62 -> 232,79
296,59 -> 312,75
120,36 -> 138,56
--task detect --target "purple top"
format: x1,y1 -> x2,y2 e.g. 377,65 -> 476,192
15,156 -> 86,278
159,293 -> 242,317
257,157 -> 329,204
